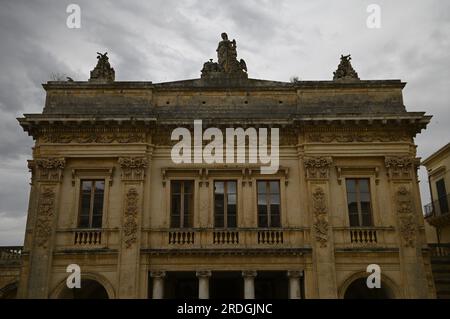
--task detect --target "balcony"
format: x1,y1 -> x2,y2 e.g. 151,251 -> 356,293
424,194 -> 450,227
145,228 -> 309,254
333,226 -> 397,249
54,228 -> 120,251
0,246 -> 23,265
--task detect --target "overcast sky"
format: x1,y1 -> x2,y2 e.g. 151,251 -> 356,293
0,0 -> 449,245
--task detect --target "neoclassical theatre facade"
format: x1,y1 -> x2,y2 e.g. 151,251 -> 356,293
15,34 -> 435,299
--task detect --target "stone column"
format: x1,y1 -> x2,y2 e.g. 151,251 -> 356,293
287,271 -> 302,299
22,158 -> 65,298
117,157 -> 148,298
196,270 -> 211,299
242,270 -> 257,299
150,271 -> 166,299
303,156 -> 338,298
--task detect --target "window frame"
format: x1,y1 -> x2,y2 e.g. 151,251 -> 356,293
78,179 -> 105,229
256,180 -> 281,228
170,180 -> 195,229
345,178 -> 373,227
213,180 -> 238,229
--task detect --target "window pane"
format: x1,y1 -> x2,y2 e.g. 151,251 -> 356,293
359,179 -> 369,193
79,181 -> 92,227
258,194 -> 266,206
172,181 -> 181,194
346,179 -> 356,193
171,193 -> 181,228
349,214 -> 359,227
270,194 -> 280,205
269,181 -> 279,194
92,181 -> 104,228
257,181 -> 267,194
227,194 -> 236,205
215,215 -> 224,228
184,192 -> 193,228
270,213 -> 280,228
227,181 -> 236,194
214,191 -> 224,227
362,212 -> 372,226
184,181 -> 194,194
228,215 -> 237,228
258,214 -> 268,228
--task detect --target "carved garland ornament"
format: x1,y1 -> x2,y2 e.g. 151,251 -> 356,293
35,187 -> 56,248
304,157 -> 332,179
396,186 -> 416,247
40,131 -> 146,144
308,132 -> 410,143
118,157 -> 148,181
312,187 -> 329,248
123,188 -> 139,248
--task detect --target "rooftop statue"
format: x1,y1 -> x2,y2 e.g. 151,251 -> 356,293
333,54 -> 360,81
89,52 -> 115,83
201,33 -> 248,79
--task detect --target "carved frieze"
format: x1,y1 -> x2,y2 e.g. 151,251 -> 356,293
118,157 -> 148,181
396,186 -> 416,247
307,132 -> 410,143
385,156 -> 416,180
31,158 -> 65,182
304,157 -> 332,180
40,131 -> 146,144
35,187 -> 56,248
312,187 -> 329,248
123,188 -> 139,248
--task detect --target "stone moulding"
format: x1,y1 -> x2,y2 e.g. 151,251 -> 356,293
39,130 -> 146,144
118,157 -> 148,181
30,158 -> 65,182
35,187 -> 56,248
123,187 -> 139,248
304,157 -> 332,180
307,131 -> 411,143
385,156 -> 418,180
312,187 -> 329,248
396,186 -> 416,247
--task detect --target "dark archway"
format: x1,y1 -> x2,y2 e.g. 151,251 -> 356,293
344,277 -> 393,299
0,282 -> 18,299
58,279 -> 109,299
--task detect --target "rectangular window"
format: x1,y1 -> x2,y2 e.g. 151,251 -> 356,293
346,178 -> 373,227
79,180 -> 105,228
436,179 -> 449,215
214,180 -> 237,228
257,180 -> 281,228
171,180 -> 194,228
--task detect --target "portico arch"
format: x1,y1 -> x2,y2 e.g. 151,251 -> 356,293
339,271 -> 400,299
50,273 -> 115,299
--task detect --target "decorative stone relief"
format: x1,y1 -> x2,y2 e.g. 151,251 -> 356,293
385,156 -> 416,180
118,157 -> 148,181
35,187 -> 56,248
312,187 -> 329,248
40,131 -> 146,144
333,54 -> 359,81
396,186 -> 416,247
89,52 -> 115,83
123,188 -> 139,248
307,132 -> 410,143
304,157 -> 332,179
32,158 -> 65,182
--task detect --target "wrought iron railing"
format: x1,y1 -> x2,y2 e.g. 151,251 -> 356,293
424,194 -> 450,218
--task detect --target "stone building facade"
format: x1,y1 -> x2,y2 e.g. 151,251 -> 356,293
11,34 -> 435,298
